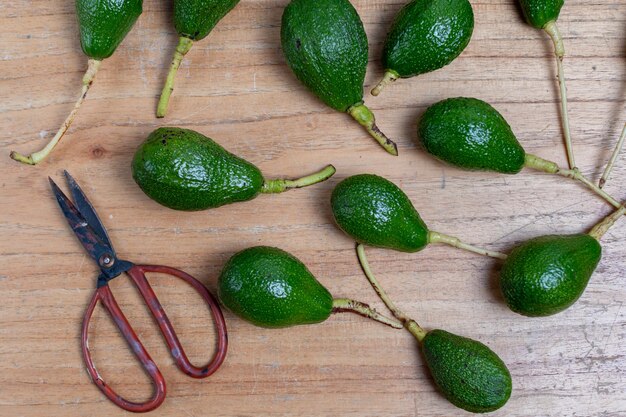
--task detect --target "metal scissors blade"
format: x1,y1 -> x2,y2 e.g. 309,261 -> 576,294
63,170 -> 115,256
49,176 -> 116,269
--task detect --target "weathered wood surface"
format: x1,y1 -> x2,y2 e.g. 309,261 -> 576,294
1,0 -> 625,415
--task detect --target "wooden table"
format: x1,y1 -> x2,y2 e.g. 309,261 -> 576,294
1,0 -> 625,415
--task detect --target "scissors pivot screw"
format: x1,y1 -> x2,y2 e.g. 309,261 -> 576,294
99,254 -> 115,268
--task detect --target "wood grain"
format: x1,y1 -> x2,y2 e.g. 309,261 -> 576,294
1,0 -> 625,415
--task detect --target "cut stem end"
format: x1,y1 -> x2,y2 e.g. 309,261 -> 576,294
156,36 -> 194,118
332,298 -> 403,329
9,58 -> 101,166
371,70 -> 399,97
261,164 -> 336,193
427,231 -> 508,260
348,103 -> 398,155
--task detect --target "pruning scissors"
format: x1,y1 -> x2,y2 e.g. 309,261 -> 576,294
49,171 -> 228,413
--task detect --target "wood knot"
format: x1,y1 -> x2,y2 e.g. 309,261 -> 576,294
91,146 -> 106,159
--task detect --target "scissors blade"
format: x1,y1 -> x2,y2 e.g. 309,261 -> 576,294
63,170 -> 115,255
49,177 -> 115,267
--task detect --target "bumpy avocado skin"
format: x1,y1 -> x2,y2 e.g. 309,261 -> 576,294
331,174 -> 429,252
173,0 -> 240,41
281,0 -> 367,112
383,0 -> 474,78
76,0 -> 143,60
518,0 -> 564,29
131,127 -> 264,211
500,234 -> 602,317
418,97 -> 526,174
218,246 -> 334,328
422,329 -> 512,413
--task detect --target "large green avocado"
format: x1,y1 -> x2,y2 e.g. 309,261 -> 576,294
382,0 -> 474,79
418,97 -> 527,174
131,127 -> 264,211
76,0 -> 143,60
422,329 -> 512,413
281,0 -> 367,112
174,0 -> 240,41
500,234 -> 602,316
218,246 -> 334,328
331,174 -> 429,252
518,0 -> 564,29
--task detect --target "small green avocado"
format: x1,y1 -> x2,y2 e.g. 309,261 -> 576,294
500,234 -> 602,316
76,0 -> 143,60
422,329 -> 512,413
518,0 -> 564,29
281,0 -> 397,155
331,174 -> 429,252
132,127 -> 335,211
218,246 -> 334,328
157,0 -> 241,117
218,246 -> 403,329
418,97 -> 527,174
372,0 -> 474,96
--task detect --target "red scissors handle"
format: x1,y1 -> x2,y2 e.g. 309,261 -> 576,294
81,265 -> 228,413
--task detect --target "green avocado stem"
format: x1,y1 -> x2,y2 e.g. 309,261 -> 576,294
10,58 -> 102,166
588,205 -> 626,240
157,36 -> 194,118
356,244 -> 426,342
331,298 -> 403,329
543,20 -> 576,170
524,154 -> 624,211
348,103 -> 399,155
599,122 -> 626,188
428,231 -> 508,260
371,69 -> 399,97
261,164 -> 336,193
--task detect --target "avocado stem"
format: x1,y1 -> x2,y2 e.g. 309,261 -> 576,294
588,205 -> 626,240
544,20 -> 576,170
331,298 -> 403,329
524,153 -> 624,211
371,70 -> 399,97
9,59 -> 101,166
157,36 -> 194,118
427,231 -> 508,260
348,103 -> 399,155
261,164 -> 336,193
356,244 -> 426,342
599,122 -> 626,188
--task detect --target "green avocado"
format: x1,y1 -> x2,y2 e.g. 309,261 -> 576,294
218,246 -> 334,328
418,97 -> 527,174
422,329 -> 512,413
157,0 -> 241,117
174,0 -> 240,41
331,174 -> 429,252
381,0 -> 474,81
281,0 -> 366,112
500,234 -> 602,317
132,127 -> 264,211
76,0 -> 143,60
281,0 -> 397,155
518,0 -> 564,29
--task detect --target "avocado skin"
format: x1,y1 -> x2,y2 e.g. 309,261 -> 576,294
218,246 -> 334,328
383,0 -> 474,78
418,97 -> 526,174
76,0 -> 142,60
331,174 -> 429,252
500,234 -> 601,317
174,0 -> 240,41
518,0 -> 564,29
281,0 -> 367,112
131,127 -> 264,211
422,329 -> 512,413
